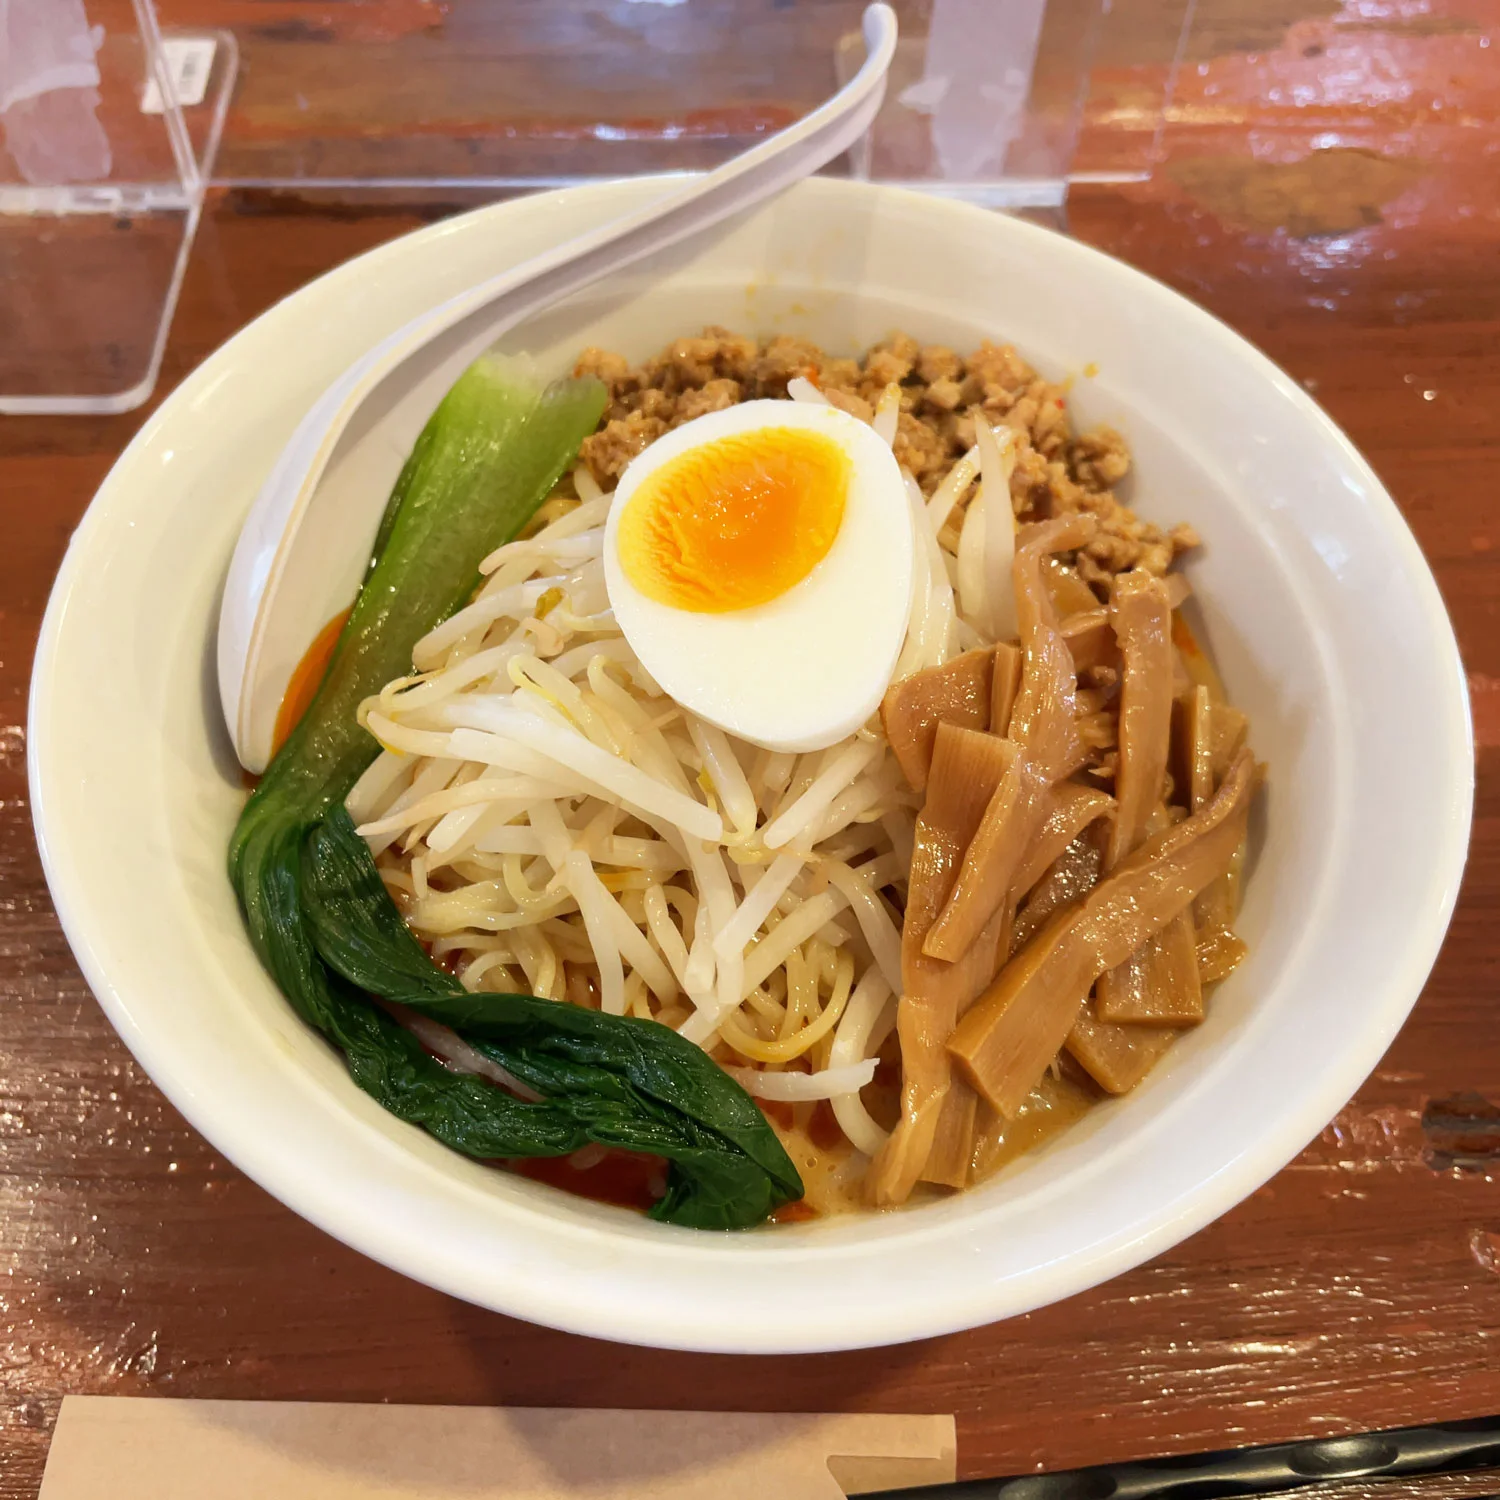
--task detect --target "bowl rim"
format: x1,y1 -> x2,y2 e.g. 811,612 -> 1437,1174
29,175 -> 1475,1352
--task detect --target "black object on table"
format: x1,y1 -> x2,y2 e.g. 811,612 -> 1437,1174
864,1417 -> 1500,1499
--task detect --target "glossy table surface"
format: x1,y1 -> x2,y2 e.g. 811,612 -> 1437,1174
1,0 -> 1498,1494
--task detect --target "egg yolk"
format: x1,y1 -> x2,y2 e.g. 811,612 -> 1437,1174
616,427 -> 849,613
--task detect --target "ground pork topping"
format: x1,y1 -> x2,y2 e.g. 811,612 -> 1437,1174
574,327 -> 1199,592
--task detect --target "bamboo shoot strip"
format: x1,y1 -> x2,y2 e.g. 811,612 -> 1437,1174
1097,571 -> 1204,1025
921,515 -> 1096,964
880,647 -> 995,793
949,750 -> 1256,1119
866,724 -> 1015,1207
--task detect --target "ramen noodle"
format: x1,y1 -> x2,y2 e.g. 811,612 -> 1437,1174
343,329 -> 1257,1217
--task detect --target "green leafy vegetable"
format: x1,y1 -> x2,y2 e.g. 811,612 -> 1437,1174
304,808 -> 802,1227
233,355 -> 604,840
228,353 -> 802,1231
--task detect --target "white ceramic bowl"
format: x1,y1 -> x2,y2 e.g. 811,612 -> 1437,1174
30,178 -> 1472,1353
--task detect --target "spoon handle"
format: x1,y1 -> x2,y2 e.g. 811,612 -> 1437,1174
321,0 -> 898,473
316,0 -> 898,447
403,2 -> 899,354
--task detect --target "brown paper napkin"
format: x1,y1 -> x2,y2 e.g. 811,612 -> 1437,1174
39,1399 -> 957,1498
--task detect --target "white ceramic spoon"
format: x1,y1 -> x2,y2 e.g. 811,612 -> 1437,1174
218,3 -> 898,774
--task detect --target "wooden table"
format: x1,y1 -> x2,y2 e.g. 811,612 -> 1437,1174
2,1 -> 1497,1494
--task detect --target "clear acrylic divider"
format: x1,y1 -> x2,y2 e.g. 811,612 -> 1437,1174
837,0 -> 1101,214
0,0 -> 234,413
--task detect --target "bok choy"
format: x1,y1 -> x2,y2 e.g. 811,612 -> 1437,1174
228,354 -> 803,1230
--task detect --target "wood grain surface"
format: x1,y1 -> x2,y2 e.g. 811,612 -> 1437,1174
2,0 -> 1497,1495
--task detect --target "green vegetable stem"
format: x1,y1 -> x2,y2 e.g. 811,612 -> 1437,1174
228,354 -> 802,1231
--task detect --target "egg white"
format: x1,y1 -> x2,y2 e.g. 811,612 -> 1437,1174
603,399 -> 914,753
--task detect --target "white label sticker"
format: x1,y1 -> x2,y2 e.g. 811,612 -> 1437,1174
140,37 -> 217,114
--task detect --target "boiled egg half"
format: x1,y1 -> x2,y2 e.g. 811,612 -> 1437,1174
603,398 -> 913,752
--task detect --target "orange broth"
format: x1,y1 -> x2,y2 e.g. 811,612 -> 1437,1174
511,1150 -> 667,1214
271,607 -> 351,756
